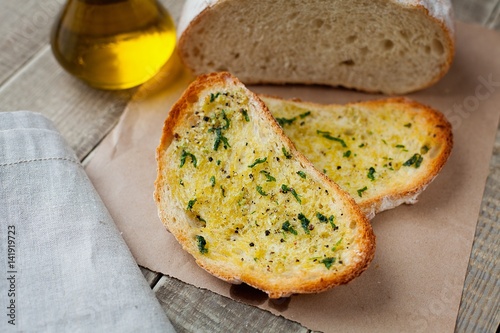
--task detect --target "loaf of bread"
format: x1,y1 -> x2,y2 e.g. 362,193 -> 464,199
177,0 -> 455,94
261,96 -> 453,219
154,72 -> 375,298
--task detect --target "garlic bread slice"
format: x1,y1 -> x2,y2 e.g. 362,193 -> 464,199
261,96 -> 453,219
155,72 -> 375,298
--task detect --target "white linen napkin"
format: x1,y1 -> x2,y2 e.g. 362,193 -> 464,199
0,111 -> 175,332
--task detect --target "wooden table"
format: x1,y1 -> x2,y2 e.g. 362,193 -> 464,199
1,1 -> 498,332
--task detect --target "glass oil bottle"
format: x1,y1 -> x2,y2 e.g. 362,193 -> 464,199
51,0 -> 176,90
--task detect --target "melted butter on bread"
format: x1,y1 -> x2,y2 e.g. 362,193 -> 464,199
261,96 -> 453,219
155,72 -> 375,298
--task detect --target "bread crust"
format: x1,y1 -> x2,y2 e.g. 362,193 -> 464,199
155,72 -> 376,298
260,95 -> 453,219
355,98 -> 453,217
177,0 -> 455,94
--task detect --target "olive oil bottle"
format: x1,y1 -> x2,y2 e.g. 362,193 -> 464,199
51,0 -> 176,90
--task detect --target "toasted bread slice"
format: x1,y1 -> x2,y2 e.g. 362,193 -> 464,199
178,0 -> 455,94
155,72 -> 375,298
261,96 -> 453,219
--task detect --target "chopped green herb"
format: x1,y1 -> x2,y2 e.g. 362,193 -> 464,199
367,167 -> 376,181
210,128 -> 230,151
382,139 -> 388,145
384,164 -> 395,171
256,185 -> 268,196
298,213 -> 311,234
421,145 -> 430,154
220,110 -> 230,130
260,170 -> 276,182
299,111 -> 311,119
329,215 -> 337,230
332,237 -> 343,251
315,213 -> 337,230
282,221 -> 298,235
357,186 -> 368,197
291,189 -> 301,203
403,153 -> 423,168
296,171 -> 306,179
316,212 -> 328,223
282,147 -> 292,159
343,150 -> 351,158
210,176 -> 216,187
216,160 -> 221,165
317,130 -> 347,147
359,143 -> 365,148
248,157 -> 267,168
187,199 -> 197,210
281,184 -> 301,203
281,184 -> 290,193
321,257 -> 335,269
209,92 -> 220,102
220,185 -> 226,197
404,123 -> 412,128
196,235 -> 208,254
415,155 -> 423,168
196,215 -> 206,223
180,150 -> 197,168
179,179 -> 184,186
240,109 -> 250,122
276,116 -> 296,127
396,144 -> 405,148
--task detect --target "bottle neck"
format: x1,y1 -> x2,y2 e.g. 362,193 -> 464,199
59,0 -> 163,35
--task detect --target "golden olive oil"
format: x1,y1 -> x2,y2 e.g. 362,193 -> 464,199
51,0 -> 176,90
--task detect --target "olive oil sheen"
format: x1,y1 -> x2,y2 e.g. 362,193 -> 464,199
51,0 -> 176,89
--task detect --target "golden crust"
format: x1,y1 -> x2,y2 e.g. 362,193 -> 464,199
154,72 -> 376,298
354,98 -> 453,215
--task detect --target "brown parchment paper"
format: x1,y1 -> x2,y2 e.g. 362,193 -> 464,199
85,22 -> 500,333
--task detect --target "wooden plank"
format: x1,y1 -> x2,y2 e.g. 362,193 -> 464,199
0,1 -> 498,332
455,124 -> 500,332
152,276 -> 311,333
453,4 -> 500,329
452,0 -> 500,26
140,266 -> 162,288
0,46 -> 135,160
0,0 -> 65,85
485,1 -> 500,30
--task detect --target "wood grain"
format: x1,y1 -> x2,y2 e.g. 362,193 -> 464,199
452,0 -> 500,28
140,266 -> 163,287
0,46 -> 135,160
152,275 -> 312,333
455,125 -> 500,333
0,0 -> 65,86
0,0 -> 498,332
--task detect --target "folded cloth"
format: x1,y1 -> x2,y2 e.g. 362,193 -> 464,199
0,111 -> 175,332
